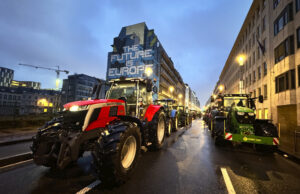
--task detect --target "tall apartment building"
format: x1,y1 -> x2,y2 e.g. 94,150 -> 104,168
106,22 -> 187,105
213,0 -> 300,157
0,67 -> 14,87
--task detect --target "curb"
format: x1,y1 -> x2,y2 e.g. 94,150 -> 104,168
277,149 -> 300,164
0,138 -> 33,146
0,152 -> 32,168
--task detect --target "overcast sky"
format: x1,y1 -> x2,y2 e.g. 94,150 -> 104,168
0,0 -> 252,107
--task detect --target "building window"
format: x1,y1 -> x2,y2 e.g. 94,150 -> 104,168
253,52 -> 255,65
264,84 -> 268,99
275,69 -> 296,93
263,38 -> 267,53
263,62 -> 267,76
249,74 -> 252,84
274,35 -> 294,64
254,90 -> 257,97
253,71 -> 256,82
264,108 -> 269,119
263,0 -> 267,9
296,0 -> 300,12
274,0 -> 281,9
258,87 -> 262,96
262,16 -> 266,32
258,66 -> 261,80
274,3 -> 294,36
298,65 -> 300,86
297,27 -> 300,48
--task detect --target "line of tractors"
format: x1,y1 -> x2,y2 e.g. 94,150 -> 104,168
203,93 -> 279,150
31,77 -> 198,185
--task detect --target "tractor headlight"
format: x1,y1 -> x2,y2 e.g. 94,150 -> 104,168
69,105 -> 89,112
237,111 -> 245,116
248,112 -> 255,116
70,105 -> 79,112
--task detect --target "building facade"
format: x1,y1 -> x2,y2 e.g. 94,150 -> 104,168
11,80 -> 41,89
106,22 -> 186,105
61,74 -> 107,105
0,67 -> 14,87
214,0 -> 300,157
0,86 -> 60,115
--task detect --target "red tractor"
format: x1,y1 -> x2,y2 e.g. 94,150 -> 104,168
31,78 -> 167,184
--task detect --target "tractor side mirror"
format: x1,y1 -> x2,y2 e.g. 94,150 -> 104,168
258,95 -> 264,103
146,79 -> 153,92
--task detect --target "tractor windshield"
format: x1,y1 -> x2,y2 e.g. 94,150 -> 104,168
224,97 -> 248,109
107,83 -> 137,105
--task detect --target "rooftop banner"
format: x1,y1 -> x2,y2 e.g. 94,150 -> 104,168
107,44 -> 154,80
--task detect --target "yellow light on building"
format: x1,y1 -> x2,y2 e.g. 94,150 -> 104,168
37,98 -> 49,107
178,94 -> 183,99
49,103 -> 53,107
44,108 -> 47,113
169,86 -> 174,93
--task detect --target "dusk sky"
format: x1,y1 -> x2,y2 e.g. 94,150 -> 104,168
0,0 -> 252,107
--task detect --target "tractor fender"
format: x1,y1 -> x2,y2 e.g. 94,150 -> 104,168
144,105 -> 163,122
117,115 -> 143,129
170,110 -> 177,118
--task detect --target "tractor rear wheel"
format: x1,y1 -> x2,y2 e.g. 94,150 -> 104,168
92,122 -> 141,186
172,115 -> 178,131
149,110 -> 166,150
166,119 -> 172,137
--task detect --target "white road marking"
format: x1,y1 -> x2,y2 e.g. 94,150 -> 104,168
76,180 -> 101,194
221,167 -> 236,194
0,159 -> 33,170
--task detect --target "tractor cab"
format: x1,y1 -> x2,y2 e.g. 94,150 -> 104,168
154,99 -> 176,116
106,78 -> 153,118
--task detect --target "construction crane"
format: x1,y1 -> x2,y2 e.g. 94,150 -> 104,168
18,63 -> 69,90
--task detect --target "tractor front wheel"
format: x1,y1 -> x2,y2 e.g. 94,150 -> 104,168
92,122 -> 141,186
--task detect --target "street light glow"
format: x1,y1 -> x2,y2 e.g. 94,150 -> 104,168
237,54 -> 246,66
218,84 -> 224,92
178,94 -> 183,99
169,86 -> 174,93
145,67 -> 153,77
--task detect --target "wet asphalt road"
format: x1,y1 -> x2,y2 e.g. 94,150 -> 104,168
0,119 -> 299,194
0,141 -> 32,158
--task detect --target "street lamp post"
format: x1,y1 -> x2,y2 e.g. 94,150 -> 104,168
237,54 -> 245,94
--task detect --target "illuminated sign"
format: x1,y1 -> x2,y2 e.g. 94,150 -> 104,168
108,44 -> 154,79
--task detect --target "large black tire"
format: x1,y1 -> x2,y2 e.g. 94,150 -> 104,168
149,110 -> 166,150
92,122 -> 141,186
213,120 -> 225,146
172,114 -> 179,131
166,119 -> 172,137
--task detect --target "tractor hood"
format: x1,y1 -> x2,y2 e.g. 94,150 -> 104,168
64,99 -> 124,109
234,106 -> 254,113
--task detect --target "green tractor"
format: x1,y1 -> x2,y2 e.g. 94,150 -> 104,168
210,94 -> 279,150
175,105 -> 191,127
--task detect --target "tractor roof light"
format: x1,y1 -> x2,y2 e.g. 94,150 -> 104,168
145,67 -> 153,77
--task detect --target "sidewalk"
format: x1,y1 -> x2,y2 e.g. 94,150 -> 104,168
0,127 -> 38,145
